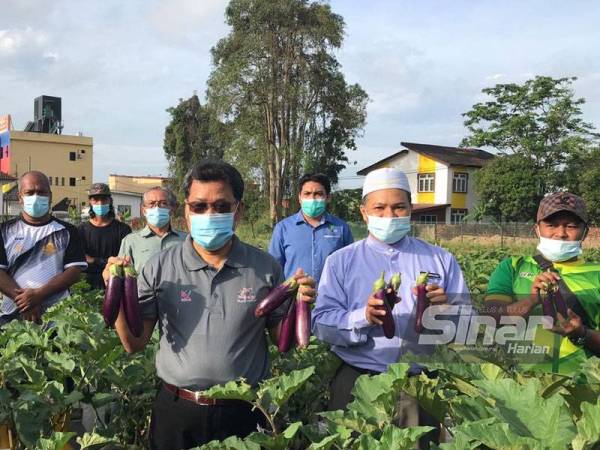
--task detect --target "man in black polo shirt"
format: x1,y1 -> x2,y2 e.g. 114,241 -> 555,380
106,160 -> 317,450
78,183 -> 131,289
0,171 -> 87,326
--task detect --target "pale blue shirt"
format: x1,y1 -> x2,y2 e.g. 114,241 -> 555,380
311,235 -> 471,373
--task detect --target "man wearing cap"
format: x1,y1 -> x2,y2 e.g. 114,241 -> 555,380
78,183 -> 131,289
269,173 -> 353,286
484,192 -> 600,373
311,168 -> 470,443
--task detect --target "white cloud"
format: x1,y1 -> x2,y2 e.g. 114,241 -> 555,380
147,0 -> 228,43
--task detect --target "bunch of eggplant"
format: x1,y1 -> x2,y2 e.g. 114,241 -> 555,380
103,264 -> 143,337
372,272 -> 402,339
254,277 -> 311,352
539,272 -> 568,325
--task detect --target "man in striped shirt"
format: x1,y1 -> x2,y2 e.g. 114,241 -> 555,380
0,171 -> 87,326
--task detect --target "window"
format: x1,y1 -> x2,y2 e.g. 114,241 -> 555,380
451,208 -> 468,224
82,176 -> 86,180
69,177 -> 76,187
419,215 -> 437,224
417,173 -> 435,192
55,177 -> 59,185
452,172 -> 468,193
69,152 -> 76,161
61,177 -> 65,186
49,176 -> 52,186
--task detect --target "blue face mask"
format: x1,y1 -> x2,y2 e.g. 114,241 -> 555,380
537,236 -> 582,262
301,199 -> 326,218
145,207 -> 171,228
92,204 -> 110,216
190,212 -> 235,251
23,195 -> 50,218
367,215 -> 411,244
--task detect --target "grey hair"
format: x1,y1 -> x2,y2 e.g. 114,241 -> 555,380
143,186 -> 177,206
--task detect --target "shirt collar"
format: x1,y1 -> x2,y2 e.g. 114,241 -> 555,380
365,234 -> 409,254
182,235 -> 247,271
140,224 -> 175,238
294,210 -> 330,226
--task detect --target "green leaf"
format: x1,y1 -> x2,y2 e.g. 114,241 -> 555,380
44,351 -> 77,373
472,378 -> 576,449
572,397 -> 600,450
306,434 -> 339,450
354,425 -> 434,450
76,432 -> 119,449
201,379 -> 256,403
346,363 -> 410,427
257,366 -> 315,410
36,432 -> 76,450
450,418 -> 541,450
196,435 -> 261,449
319,409 -> 378,435
245,422 -> 303,450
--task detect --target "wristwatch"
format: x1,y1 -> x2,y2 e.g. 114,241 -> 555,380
569,326 -> 588,347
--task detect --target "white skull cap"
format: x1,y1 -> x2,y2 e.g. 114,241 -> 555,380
362,167 -> 411,198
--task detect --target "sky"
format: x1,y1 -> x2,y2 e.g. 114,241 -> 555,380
1,0 -> 600,189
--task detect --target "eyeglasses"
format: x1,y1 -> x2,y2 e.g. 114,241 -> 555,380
186,201 -> 237,214
144,201 -> 171,208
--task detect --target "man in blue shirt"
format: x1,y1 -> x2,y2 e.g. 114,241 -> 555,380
312,167 -> 470,448
269,173 -> 353,285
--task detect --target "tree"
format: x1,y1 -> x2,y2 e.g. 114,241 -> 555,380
462,76 -> 599,192
576,148 -> 600,226
163,94 -> 229,200
474,154 -> 544,222
207,0 -> 368,225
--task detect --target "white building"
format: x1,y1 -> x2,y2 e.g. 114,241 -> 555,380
111,190 -> 143,219
357,142 -> 495,224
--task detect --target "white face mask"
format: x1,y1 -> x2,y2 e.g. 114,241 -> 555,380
537,236 -> 582,262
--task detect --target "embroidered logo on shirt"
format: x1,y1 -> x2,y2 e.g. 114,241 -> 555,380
180,290 -> 192,303
237,287 -> 256,303
43,242 -> 56,255
519,272 -> 535,279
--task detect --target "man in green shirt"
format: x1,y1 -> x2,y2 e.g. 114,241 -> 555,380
116,187 -> 186,274
484,192 -> 600,373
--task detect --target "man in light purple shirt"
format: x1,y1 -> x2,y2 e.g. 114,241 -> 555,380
311,167 -> 470,444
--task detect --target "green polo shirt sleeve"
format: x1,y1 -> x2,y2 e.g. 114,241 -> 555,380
485,257 -> 516,303
118,234 -> 133,260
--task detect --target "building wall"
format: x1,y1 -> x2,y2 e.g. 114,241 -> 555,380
109,175 -> 169,195
9,131 -> 93,210
112,192 -> 143,219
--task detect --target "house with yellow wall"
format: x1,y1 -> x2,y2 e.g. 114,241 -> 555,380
357,142 -> 494,224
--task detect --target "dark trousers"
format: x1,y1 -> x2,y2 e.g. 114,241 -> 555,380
0,312 -> 19,328
150,384 -> 266,450
329,362 -> 441,450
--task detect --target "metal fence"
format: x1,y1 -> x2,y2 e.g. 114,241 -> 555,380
411,222 -> 538,245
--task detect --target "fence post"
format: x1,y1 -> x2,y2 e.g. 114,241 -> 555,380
500,222 -> 504,248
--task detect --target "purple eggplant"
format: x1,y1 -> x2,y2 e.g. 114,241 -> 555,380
255,277 -> 299,318
123,266 -> 143,337
553,286 -> 568,318
278,299 -> 296,353
103,264 -> 123,328
414,272 -> 429,334
295,292 -> 311,350
373,272 -> 395,339
385,272 -> 402,308
539,282 -> 557,324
